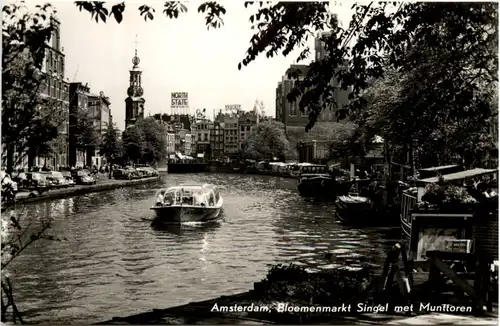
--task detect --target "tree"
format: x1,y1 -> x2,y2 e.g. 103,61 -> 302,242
242,121 -> 290,161
135,117 -> 167,165
121,117 -> 167,165
70,108 -> 100,166
2,2 -> 64,173
121,125 -> 145,164
99,123 -> 122,164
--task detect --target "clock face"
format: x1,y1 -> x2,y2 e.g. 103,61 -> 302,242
136,87 -> 144,97
127,87 -> 134,97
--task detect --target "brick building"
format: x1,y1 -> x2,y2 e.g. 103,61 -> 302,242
210,120 -> 225,159
88,91 -> 112,166
22,17 -> 70,168
68,82 -> 91,167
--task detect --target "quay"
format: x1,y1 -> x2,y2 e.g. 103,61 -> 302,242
13,176 -> 161,205
99,289 -> 497,325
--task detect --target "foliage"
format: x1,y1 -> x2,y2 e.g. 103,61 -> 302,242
421,182 -> 478,206
242,120 -> 289,161
136,118 -> 168,164
2,1 -> 64,173
326,123 -> 367,162
122,125 -> 145,164
70,108 -> 100,152
99,123 -> 122,164
121,117 -> 167,164
257,263 -> 371,309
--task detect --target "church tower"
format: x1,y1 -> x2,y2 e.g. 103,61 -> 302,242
125,36 -> 145,128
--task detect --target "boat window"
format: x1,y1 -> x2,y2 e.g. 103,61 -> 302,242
214,189 -> 220,203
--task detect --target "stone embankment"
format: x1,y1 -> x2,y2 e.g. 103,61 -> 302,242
14,176 -> 161,204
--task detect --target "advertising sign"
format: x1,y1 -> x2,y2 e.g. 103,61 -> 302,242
171,92 -> 189,108
225,104 -> 241,112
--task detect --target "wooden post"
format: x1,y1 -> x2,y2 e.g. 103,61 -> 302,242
429,253 -> 484,313
400,243 -> 414,288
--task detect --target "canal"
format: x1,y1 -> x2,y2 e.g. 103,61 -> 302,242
6,173 -> 401,324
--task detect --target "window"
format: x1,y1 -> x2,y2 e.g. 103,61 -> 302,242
301,107 -> 308,117
240,126 -> 244,131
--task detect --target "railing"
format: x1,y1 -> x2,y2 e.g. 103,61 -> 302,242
401,192 -> 417,224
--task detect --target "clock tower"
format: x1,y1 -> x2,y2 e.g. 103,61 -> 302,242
125,38 -> 145,128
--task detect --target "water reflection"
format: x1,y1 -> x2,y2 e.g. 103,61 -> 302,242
8,173 -> 399,324
151,220 -> 222,236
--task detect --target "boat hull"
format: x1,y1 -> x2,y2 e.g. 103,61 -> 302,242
152,206 -> 221,223
297,177 -> 350,199
335,196 -> 373,225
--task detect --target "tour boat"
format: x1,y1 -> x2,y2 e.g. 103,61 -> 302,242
150,184 -> 223,223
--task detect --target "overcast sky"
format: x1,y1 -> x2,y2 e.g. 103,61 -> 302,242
32,1 -> 352,131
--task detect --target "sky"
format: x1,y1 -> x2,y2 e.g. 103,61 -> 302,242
27,0 -> 352,131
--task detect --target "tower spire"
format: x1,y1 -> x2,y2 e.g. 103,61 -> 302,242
134,34 -> 138,56
132,35 -> 140,69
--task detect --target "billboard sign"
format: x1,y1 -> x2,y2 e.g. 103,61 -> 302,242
171,92 -> 189,108
225,104 -> 241,112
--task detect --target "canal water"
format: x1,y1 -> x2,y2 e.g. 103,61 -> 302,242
6,173 -> 401,324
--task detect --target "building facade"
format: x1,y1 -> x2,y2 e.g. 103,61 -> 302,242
222,115 -> 238,157
275,64 -> 314,128
210,121 -> 225,159
166,131 -> 176,156
125,48 -> 145,128
193,118 -> 213,158
68,82 -> 91,167
24,17 -> 70,169
184,134 -> 193,156
88,91 -> 112,135
88,91 -> 112,167
238,111 -> 259,150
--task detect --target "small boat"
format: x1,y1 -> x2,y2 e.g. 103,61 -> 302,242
335,194 -> 373,224
297,164 -> 351,199
150,184 -> 223,223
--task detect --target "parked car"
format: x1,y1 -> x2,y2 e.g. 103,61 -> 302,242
43,171 -> 69,188
60,171 -> 76,186
127,168 -> 142,179
145,167 -> 159,177
72,170 -> 96,185
113,169 -> 130,180
135,167 -> 149,178
24,172 -> 50,191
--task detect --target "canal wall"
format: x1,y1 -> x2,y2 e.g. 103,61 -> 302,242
14,176 -> 161,205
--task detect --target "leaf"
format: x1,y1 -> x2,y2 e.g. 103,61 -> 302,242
113,10 -> 123,23
98,11 -> 106,22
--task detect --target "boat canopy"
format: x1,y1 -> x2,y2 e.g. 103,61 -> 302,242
419,164 -> 460,172
419,168 -> 497,184
155,184 -> 219,207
